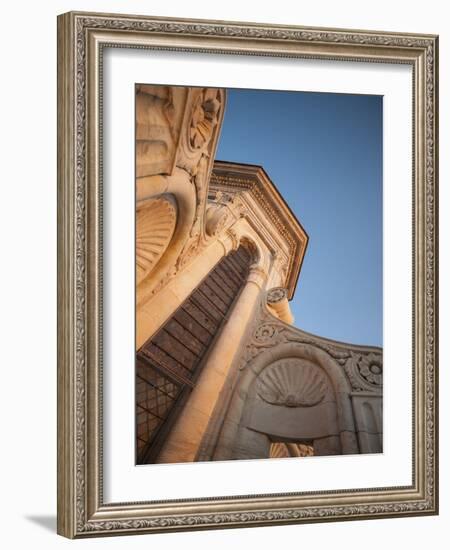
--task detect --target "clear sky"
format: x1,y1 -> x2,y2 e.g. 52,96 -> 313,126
216,88 -> 382,347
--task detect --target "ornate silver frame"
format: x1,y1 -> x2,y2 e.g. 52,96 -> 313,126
57,11 -> 439,538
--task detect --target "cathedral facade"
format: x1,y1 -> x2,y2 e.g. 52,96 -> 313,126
135,85 -> 383,465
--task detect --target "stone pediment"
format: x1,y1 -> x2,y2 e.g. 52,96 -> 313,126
209,161 -> 308,299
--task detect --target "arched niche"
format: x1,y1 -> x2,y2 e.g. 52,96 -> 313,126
136,168 -> 197,305
213,341 -> 359,460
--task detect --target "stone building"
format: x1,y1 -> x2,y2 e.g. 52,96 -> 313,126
135,85 -> 383,465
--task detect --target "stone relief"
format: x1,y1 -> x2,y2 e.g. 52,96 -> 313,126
270,442 -> 315,458
342,352 -> 383,392
210,190 -> 234,204
205,190 -> 247,239
172,89 -> 225,274
267,287 -> 288,304
265,286 -> 294,324
357,353 -> 382,385
238,289 -> 382,394
254,323 -> 277,343
257,359 -> 328,407
205,204 -> 230,238
135,195 -> 177,285
135,87 -> 226,297
189,89 -> 222,150
209,171 -> 306,296
272,252 -> 289,280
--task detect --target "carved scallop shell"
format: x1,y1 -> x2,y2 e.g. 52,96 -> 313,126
270,442 -> 314,458
269,442 -> 290,458
257,359 -> 328,407
136,196 -> 177,285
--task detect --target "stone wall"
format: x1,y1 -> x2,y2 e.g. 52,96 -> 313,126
198,289 -> 382,461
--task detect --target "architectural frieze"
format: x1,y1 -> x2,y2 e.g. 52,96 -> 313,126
237,289 -> 382,395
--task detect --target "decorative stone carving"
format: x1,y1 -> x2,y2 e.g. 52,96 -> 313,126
135,88 -> 226,300
241,315 -> 353,370
343,352 -> 383,392
211,190 -> 234,204
254,324 -> 278,343
189,89 -> 222,150
177,89 -> 224,177
257,359 -> 328,407
270,442 -> 314,458
357,353 -> 382,385
267,287 -> 288,304
136,195 -> 177,285
205,204 -> 230,237
175,238 -> 204,272
205,190 -> 247,241
209,190 -> 246,216
235,293 -> 382,397
272,252 -> 289,279
210,167 -> 309,298
173,89 -> 225,272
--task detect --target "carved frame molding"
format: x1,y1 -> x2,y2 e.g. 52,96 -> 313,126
57,11 -> 438,538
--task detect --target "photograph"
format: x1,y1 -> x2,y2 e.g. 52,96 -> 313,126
135,84 -> 383,465
0,0 -> 443,543
55,10 -> 438,538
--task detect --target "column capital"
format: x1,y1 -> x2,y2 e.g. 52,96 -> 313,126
266,287 -> 294,324
247,264 -> 268,289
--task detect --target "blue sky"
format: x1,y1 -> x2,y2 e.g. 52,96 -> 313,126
216,88 -> 382,347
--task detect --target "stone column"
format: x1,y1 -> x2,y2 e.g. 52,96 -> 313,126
156,264 -> 268,464
351,393 -> 383,453
136,231 -> 236,350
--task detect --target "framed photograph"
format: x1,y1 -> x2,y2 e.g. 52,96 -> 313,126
57,11 -> 439,538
